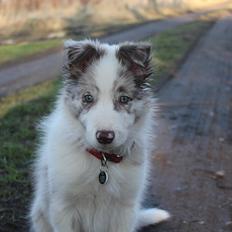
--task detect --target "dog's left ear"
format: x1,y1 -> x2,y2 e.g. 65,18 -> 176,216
117,42 -> 153,80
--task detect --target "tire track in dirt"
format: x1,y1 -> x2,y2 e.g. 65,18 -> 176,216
141,14 -> 232,232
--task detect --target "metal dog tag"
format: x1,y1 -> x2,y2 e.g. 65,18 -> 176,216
99,154 -> 108,184
99,170 -> 108,184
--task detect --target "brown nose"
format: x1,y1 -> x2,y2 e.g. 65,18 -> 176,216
96,130 -> 115,144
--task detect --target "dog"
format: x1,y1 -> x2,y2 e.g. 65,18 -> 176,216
30,39 -> 170,232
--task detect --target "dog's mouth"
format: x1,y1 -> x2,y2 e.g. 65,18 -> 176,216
85,137 -> 134,159
86,148 -> 123,163
87,140 -> 122,154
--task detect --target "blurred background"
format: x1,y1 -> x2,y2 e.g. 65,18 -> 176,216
0,0 -> 229,44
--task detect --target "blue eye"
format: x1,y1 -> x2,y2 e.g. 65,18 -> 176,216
119,96 -> 132,104
83,94 -> 94,103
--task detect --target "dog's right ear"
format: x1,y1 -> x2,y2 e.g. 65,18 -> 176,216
117,42 -> 153,82
64,40 -> 104,79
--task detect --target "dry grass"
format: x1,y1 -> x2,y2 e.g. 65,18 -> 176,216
0,0 -> 229,43
182,0 -> 227,10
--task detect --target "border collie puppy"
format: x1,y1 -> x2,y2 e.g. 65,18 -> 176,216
30,40 -> 170,232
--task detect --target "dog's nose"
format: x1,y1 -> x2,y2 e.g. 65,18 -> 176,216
96,130 -> 115,144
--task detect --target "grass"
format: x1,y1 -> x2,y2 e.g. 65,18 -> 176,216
0,6 -> 228,67
0,39 -> 62,66
0,20 -> 213,231
150,20 -> 213,87
0,80 -> 59,231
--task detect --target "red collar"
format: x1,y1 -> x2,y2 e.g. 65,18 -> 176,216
87,148 -> 123,163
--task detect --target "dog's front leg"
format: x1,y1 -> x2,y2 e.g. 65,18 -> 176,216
49,198 -> 81,232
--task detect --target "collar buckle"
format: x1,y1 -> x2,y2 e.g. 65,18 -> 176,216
101,153 -> 108,167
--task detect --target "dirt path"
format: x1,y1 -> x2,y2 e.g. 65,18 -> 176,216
0,1 -> 230,97
141,14 -> 232,232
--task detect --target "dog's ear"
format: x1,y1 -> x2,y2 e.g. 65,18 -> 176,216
64,40 -> 104,78
117,42 -> 153,81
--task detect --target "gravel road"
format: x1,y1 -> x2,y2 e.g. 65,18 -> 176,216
0,2 -> 229,97
140,14 -> 232,232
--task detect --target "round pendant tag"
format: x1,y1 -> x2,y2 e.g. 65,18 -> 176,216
99,170 -> 108,184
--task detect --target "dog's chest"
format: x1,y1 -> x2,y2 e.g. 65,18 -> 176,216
71,177 -> 139,232
69,159 -> 144,201
71,189 -> 120,232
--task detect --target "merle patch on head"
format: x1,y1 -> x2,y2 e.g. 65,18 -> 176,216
116,42 -> 153,87
62,40 -> 105,118
62,40 -> 153,121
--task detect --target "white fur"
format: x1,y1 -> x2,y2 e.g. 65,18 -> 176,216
30,41 -> 169,232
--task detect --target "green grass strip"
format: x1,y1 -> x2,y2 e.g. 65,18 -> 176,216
0,39 -> 62,65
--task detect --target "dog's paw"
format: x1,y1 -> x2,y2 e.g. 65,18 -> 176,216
138,208 -> 171,228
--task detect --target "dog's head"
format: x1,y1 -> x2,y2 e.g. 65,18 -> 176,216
63,40 -> 153,153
